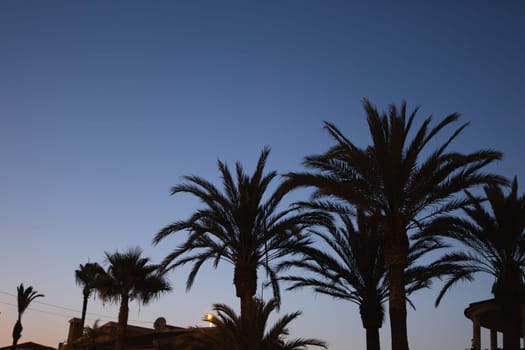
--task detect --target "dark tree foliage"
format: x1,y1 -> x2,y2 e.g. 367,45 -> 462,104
279,210 -> 442,350
421,177 -> 525,349
12,284 -> 44,350
153,148 -> 329,319
179,298 -> 326,350
95,247 -> 171,350
279,99 -> 504,350
75,262 -> 105,330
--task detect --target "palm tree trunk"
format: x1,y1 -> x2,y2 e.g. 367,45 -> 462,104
502,308 -> 520,350
240,295 -> 254,320
360,298 -> 383,350
81,292 -> 89,330
234,263 -> 257,320
239,288 -> 256,349
388,262 -> 409,350
11,319 -> 22,350
365,327 -> 381,350
383,226 -> 409,350
235,264 -> 257,350
115,294 -> 129,350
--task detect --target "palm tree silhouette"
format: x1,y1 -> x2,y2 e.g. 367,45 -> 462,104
279,99 -> 504,350
95,247 -> 171,350
75,262 -> 105,329
279,211 -> 441,350
68,319 -> 115,350
11,284 -> 44,350
153,148 -> 328,319
181,298 -> 326,350
423,177 -> 525,349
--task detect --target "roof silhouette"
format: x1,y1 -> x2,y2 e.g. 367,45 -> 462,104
0,342 -> 57,350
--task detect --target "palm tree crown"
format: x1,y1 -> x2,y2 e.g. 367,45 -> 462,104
422,178 -> 525,349
95,247 -> 171,350
75,262 -> 105,329
16,284 -> 44,319
181,298 -> 326,350
279,99 -> 504,350
424,177 -> 525,306
279,211 -> 440,350
12,284 -> 44,350
153,148 -> 328,315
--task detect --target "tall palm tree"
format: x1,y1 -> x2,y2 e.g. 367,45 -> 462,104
422,177 -> 525,349
153,148 -> 328,319
11,284 -> 44,350
95,247 -> 171,350
180,298 -> 326,350
279,211 -> 440,350
279,99 -> 504,350
75,262 -> 105,330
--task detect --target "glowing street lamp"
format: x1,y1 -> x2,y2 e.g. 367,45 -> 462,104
205,313 -> 214,327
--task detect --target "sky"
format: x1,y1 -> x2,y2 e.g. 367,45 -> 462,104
1,1 -> 524,349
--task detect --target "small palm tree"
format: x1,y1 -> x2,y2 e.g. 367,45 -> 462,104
279,211 -> 440,350
181,298 -> 326,350
153,148 -> 328,319
82,320 -> 103,350
11,284 -> 44,350
68,320 -> 113,350
279,99 -> 504,350
422,177 -> 525,350
75,262 -> 105,329
95,247 -> 171,350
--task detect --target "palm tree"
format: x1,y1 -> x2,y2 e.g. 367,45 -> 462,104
68,320 -> 114,350
75,262 -> 105,329
153,148 -> 328,319
11,284 -> 44,350
180,298 -> 326,350
422,177 -> 525,349
95,247 -> 171,350
279,211 -> 440,350
279,99 -> 504,350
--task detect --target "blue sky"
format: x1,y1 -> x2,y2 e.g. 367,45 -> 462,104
1,1 -> 524,349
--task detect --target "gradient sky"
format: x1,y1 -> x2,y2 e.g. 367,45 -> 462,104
1,1 -> 524,349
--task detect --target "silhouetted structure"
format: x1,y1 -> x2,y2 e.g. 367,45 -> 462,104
424,178 -> 525,349
465,299 -> 525,350
62,317 -> 188,350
